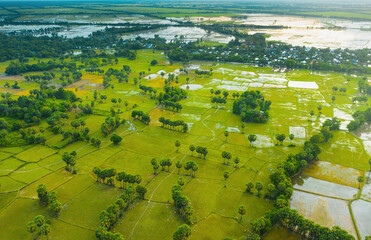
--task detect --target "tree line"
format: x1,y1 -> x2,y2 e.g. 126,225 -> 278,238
131,110 -> 151,125
159,117 -> 188,133
347,108 -> 371,131
172,184 -> 193,224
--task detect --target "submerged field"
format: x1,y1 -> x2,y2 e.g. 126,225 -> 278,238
0,49 -> 370,239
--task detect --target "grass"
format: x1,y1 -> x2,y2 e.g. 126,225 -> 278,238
0,48 -> 369,239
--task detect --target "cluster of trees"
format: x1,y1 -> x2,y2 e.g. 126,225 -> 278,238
347,108 -> 371,131
246,181 -> 264,196
110,133 -> 122,145
25,72 -> 55,82
90,138 -> 102,148
358,77 -> 371,95
5,60 -> 62,75
92,168 -> 117,186
219,151 -> 241,168
159,117 -> 188,132
159,158 -> 173,172
131,110 -> 151,125
139,84 -> 157,98
62,123 -> 90,145
0,24 -> 156,63
62,151 -> 77,173
161,100 -> 183,112
158,86 -> 187,103
101,116 -> 122,136
92,167 -> 144,191
115,171 -> 144,192
4,81 -> 20,89
173,224 -> 191,240
26,215 -> 51,240
1,88 -> 75,126
195,69 -> 212,76
210,89 -> 230,98
96,184 -> 146,240
332,86 -> 347,95
37,184 -> 62,217
150,158 -> 160,175
309,118 -> 339,144
233,90 -> 271,123
18,127 -> 46,145
0,89 -> 76,147
221,151 -> 232,165
189,145 -> 208,159
352,96 -> 368,104
249,207 -> 355,240
211,97 -> 227,107
172,184 -> 193,224
182,161 -> 198,177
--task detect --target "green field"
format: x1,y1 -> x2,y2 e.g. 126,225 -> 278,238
0,48 -> 369,240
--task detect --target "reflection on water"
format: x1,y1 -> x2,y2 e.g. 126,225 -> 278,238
1,13 -> 370,48
189,13 -> 371,49
122,26 -> 234,43
238,14 -> 371,49
292,174 -> 309,186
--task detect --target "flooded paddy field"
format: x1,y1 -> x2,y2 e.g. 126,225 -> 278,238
2,12 -> 370,49
16,14 -> 177,25
292,175 -> 359,199
122,26 -> 234,43
189,13 -> 371,49
351,200 -> 371,240
303,161 -> 363,188
290,190 -> 357,237
0,39 -> 369,239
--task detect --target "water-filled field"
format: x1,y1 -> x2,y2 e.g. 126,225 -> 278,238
0,49 -> 369,240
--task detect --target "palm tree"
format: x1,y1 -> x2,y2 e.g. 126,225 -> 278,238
176,161 -> 182,174
234,157 -> 240,168
115,199 -> 125,217
223,171 -> 230,187
317,105 -> 322,117
189,145 -> 195,156
175,140 -> 180,152
238,205 -> 246,222
300,160 -> 307,173
153,163 -> 159,175
51,200 -> 62,217
246,182 -> 254,193
255,182 -> 263,196
40,224 -> 51,240
34,215 -> 45,232
166,159 -> 172,172
178,177 -> 185,187
248,134 -> 257,147
224,131 -> 229,142
26,221 -> 37,240
357,176 -> 365,189
225,152 -> 232,166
